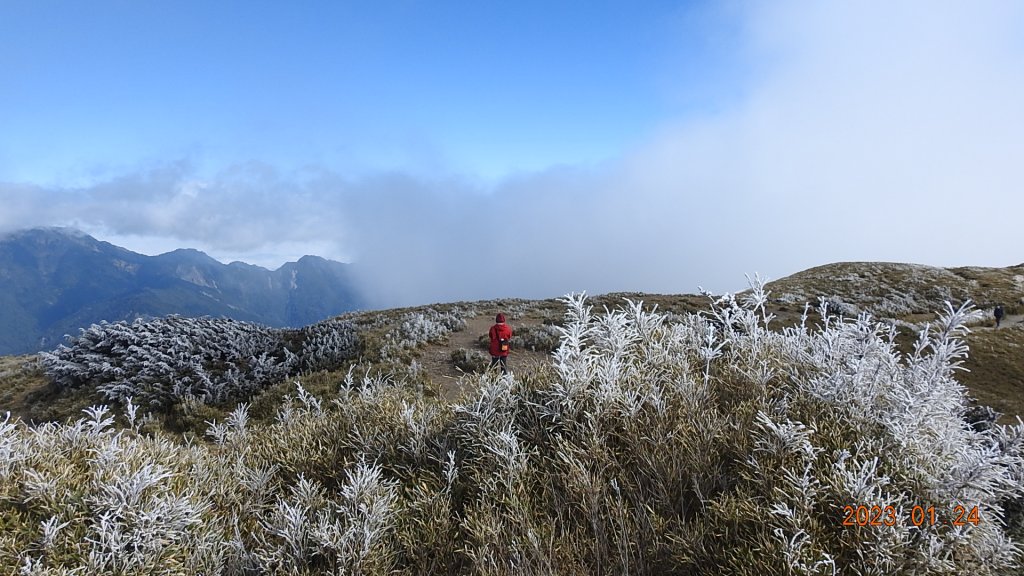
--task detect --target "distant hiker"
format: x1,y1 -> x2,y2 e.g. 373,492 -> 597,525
489,313 -> 513,374
994,304 -> 1005,328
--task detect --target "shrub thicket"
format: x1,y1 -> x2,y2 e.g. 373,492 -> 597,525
4,278 -> 1023,574
374,309 -> 469,366
299,319 -> 359,373
39,316 -> 297,408
38,316 -> 358,409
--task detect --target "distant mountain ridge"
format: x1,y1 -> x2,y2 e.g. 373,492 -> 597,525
0,228 -> 364,354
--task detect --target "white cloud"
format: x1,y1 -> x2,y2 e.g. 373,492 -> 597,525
327,0 -> 1024,304
2,1 -> 1022,308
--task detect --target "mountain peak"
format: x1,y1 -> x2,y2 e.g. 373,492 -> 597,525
9,226 -> 91,238
158,247 -> 222,266
297,254 -> 327,264
5,226 -> 96,244
0,229 -> 364,354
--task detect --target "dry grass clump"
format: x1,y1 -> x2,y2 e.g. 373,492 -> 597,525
0,356 -> 44,409
3,278 -> 1023,574
450,348 -> 490,374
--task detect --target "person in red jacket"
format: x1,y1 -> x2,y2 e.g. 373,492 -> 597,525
489,313 -> 513,374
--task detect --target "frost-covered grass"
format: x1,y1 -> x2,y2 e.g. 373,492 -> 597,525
3,278 -> 1024,574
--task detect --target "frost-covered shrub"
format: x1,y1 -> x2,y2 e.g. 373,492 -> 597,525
2,407 -> 226,574
40,316 -> 299,408
379,308 -> 467,362
876,291 -> 921,316
506,301 -> 531,320
445,283 -> 1024,574
0,403 -> 407,575
299,319 -> 359,373
5,277 -> 1024,575
398,309 -> 466,345
819,296 -> 861,318
510,323 -> 562,352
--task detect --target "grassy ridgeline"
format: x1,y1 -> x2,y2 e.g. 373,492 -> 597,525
3,281 -> 1023,575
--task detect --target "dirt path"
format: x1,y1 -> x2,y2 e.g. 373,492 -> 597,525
418,314 -> 554,400
977,313 -> 1024,331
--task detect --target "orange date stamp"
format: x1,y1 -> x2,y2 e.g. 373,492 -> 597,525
842,504 -> 981,527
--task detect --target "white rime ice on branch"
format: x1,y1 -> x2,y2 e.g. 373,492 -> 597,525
3,275 -> 1024,574
39,315 -> 359,408
541,277 -> 1023,573
378,308 -> 468,362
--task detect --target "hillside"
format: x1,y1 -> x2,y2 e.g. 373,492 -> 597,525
1,261 -> 1023,574
763,262 -> 1024,423
766,261 -> 1024,317
3,260 -> 1022,427
0,227 -> 364,354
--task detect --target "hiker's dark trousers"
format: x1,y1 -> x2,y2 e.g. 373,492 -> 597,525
490,356 -> 509,374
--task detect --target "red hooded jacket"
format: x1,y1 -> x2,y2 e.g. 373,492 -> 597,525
489,314 -> 513,357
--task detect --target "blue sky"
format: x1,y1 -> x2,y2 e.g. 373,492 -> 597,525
2,1 -> 718,182
2,1 -> 1024,305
